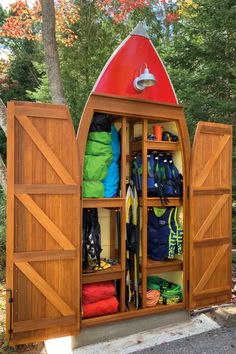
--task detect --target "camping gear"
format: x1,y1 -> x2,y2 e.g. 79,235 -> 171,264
83,113 -> 112,198
103,125 -> 120,197
82,296 -> 119,318
82,281 -> 119,318
82,281 -> 116,304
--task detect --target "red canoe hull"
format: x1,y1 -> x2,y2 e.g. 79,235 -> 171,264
93,34 -> 178,104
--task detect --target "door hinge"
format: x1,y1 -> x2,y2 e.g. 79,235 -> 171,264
5,289 -> 13,339
187,280 -> 190,293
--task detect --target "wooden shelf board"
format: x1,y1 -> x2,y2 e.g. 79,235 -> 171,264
82,264 -> 124,284
81,302 -> 185,328
130,140 -> 180,152
82,198 -> 125,208
139,197 -> 182,207
146,258 -> 183,274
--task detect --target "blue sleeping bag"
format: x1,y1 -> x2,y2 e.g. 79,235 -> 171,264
103,125 -> 120,197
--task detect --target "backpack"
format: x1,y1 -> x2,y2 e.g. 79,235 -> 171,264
132,152 -> 183,204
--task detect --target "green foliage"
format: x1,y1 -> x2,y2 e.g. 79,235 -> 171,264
0,40 -> 43,104
157,0 -> 236,139
27,62 -> 51,103
59,0 -> 127,127
157,0 -> 236,244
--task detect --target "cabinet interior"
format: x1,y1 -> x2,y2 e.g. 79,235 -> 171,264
81,112 -> 186,326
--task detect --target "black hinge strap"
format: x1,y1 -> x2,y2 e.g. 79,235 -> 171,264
5,289 -> 13,339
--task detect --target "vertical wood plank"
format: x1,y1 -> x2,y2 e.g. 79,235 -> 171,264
6,102 -> 15,338
121,117 -> 127,198
141,119 -> 148,308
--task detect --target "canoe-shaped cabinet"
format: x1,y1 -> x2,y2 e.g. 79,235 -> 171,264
6,24 -> 232,345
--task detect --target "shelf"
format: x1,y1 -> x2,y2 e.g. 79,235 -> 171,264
146,258 -> 183,274
130,140 -> 180,152
82,264 -> 124,284
139,197 -> 182,207
82,198 -> 125,208
81,302 -> 185,328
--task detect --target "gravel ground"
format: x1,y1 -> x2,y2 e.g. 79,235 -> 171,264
138,326 -> 236,354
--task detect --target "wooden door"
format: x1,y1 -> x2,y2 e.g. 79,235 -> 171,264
189,122 -> 232,309
6,102 -> 81,344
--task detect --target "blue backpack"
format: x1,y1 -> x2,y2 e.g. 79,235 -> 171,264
132,152 -> 182,204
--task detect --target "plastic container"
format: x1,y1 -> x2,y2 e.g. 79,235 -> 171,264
152,125 -> 162,141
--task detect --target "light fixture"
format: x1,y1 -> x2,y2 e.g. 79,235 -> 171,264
133,64 -> 156,91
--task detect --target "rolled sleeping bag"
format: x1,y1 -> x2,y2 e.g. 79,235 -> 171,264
82,281 -> 116,305
82,296 -> 119,318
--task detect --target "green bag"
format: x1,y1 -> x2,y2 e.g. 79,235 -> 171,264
85,140 -> 113,157
84,155 -> 111,181
88,131 -> 112,145
83,181 -> 104,198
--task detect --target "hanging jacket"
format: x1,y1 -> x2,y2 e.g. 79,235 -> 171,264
147,207 -> 183,261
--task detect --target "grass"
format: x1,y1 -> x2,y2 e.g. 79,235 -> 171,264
0,284 -> 45,353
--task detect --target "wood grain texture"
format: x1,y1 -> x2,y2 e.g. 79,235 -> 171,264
15,114 -> 76,185
189,122 -> 232,309
15,184 -> 77,194
7,102 -> 81,344
13,315 -> 75,333
15,262 -> 75,316
16,194 -> 75,250
6,102 -> 15,340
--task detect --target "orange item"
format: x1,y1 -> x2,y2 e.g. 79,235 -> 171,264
152,125 -> 162,141
146,289 -> 160,307
82,296 -> 119,318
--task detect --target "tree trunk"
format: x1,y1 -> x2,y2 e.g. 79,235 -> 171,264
0,155 -> 6,194
0,98 -> 7,135
40,0 -> 66,104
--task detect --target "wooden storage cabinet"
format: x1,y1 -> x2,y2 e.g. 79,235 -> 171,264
81,113 -> 186,318
6,97 -> 232,345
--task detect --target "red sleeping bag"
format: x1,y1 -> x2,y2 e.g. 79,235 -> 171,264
82,296 -> 119,318
82,281 -> 116,304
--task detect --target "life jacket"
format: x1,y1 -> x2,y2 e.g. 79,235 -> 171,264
132,152 -> 183,203
147,207 -> 183,261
